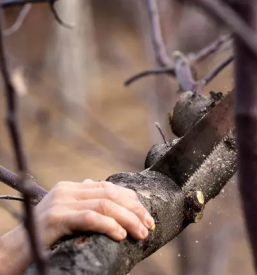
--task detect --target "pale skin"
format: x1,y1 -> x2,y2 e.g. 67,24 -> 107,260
0,179 -> 155,275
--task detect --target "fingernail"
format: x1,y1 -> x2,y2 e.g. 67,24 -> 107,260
145,212 -> 155,229
140,224 -> 148,239
118,227 -> 127,239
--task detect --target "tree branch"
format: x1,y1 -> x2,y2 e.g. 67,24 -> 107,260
201,54 -> 234,86
26,129 -> 237,275
191,0 -> 257,58
0,12 -> 48,275
124,34 -> 232,87
0,195 -> 24,201
146,0 -> 173,67
0,165 -> 47,204
3,3 -> 32,36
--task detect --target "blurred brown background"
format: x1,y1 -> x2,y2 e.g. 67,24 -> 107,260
0,1 -> 253,274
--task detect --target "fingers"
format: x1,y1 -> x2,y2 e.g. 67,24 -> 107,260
73,187 -> 154,230
67,199 -> 149,240
65,210 -> 127,241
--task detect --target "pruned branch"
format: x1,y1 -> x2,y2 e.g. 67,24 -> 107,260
26,130 -> 237,275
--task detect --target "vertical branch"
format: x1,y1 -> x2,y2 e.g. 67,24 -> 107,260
233,0 -> 257,270
0,12 -> 48,275
146,0 -> 173,67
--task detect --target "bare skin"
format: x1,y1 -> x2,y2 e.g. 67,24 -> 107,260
0,179 -> 155,275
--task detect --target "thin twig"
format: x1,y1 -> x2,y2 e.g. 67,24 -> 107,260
192,0 -> 257,59
4,3 -> 32,36
146,0 -> 173,67
0,195 -> 24,202
124,34 -> 232,86
0,13 -> 48,275
188,34 -> 231,63
124,67 -> 175,86
201,54 -> 234,86
155,122 -> 167,144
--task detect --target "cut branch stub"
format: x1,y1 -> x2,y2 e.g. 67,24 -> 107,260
184,190 -> 205,224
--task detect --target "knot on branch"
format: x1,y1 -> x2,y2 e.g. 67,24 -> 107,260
169,91 -> 223,137
184,190 -> 205,224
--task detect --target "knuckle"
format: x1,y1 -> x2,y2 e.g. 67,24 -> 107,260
99,199 -> 112,214
104,186 -> 119,201
83,210 -> 96,224
130,190 -> 139,200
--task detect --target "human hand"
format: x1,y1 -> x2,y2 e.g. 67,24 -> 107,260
35,179 -> 155,248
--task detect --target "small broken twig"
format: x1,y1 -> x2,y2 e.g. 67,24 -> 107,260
155,122 -> 168,144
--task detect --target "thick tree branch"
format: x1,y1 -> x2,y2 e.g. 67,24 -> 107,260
26,130 -> 237,275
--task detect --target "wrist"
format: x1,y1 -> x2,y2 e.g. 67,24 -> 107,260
0,225 -> 32,275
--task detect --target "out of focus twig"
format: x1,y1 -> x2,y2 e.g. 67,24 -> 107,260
0,12 -> 48,275
201,54 -> 234,86
191,0 -> 257,58
146,0 -> 172,67
125,34 -> 232,86
4,3 -> 31,36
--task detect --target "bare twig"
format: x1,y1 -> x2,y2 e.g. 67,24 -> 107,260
0,200 -> 21,220
188,34 -> 231,63
146,0 -> 173,67
201,54 -> 234,86
124,67 -> 175,86
0,13 -> 48,275
191,0 -> 257,59
4,3 -> 31,36
124,34 -> 232,86
0,195 -> 24,202
155,122 -> 167,144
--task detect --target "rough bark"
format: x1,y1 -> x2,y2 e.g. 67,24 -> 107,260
26,129 -> 237,275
